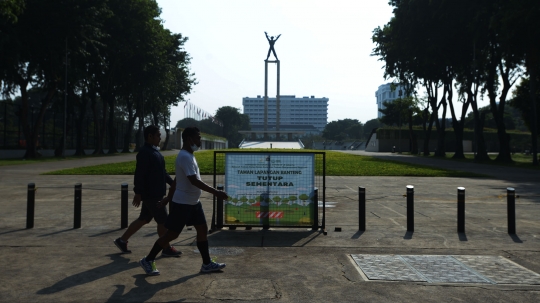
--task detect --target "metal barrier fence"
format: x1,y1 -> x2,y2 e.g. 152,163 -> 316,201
211,151 -> 326,231
26,183 -> 129,229
357,185 -> 518,235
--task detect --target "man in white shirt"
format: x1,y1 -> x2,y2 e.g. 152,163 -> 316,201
139,127 -> 229,276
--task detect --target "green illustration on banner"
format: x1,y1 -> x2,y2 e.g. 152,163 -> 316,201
225,153 -> 315,226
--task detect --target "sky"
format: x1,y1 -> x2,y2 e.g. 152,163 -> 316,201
157,0 -> 396,128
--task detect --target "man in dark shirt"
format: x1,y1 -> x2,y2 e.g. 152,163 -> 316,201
114,125 -> 181,257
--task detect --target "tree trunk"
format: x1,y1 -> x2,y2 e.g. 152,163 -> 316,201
106,94 -> 117,154
22,80 -> 56,159
91,94 -> 105,155
423,107 -> 434,156
162,127 -> 170,150
448,81 -> 470,160
408,108 -> 418,154
73,91 -> 88,156
526,48 -> 539,165
122,107 -> 136,153
473,110 -> 490,162
434,91 -> 447,157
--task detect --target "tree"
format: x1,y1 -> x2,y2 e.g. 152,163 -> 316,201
214,106 -> 250,147
0,0 -> 24,24
0,0 -> 110,158
363,118 -> 381,138
497,0 -> 540,165
322,119 -> 363,140
510,77 -> 540,135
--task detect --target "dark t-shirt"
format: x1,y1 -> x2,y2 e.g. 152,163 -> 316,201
133,143 -> 173,200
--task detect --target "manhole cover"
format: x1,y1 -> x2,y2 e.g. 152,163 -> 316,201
193,247 -> 244,256
351,254 -> 425,281
351,254 -> 540,285
400,255 -> 490,283
454,255 -> 540,285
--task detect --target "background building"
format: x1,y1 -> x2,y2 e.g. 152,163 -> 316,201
242,95 -> 329,137
375,83 -> 406,118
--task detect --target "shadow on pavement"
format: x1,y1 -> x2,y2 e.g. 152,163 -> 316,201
403,231 -> 413,239
105,273 -> 199,303
0,228 -> 26,236
88,228 -> 124,238
207,229 -> 322,247
38,228 -> 75,237
36,254 -> 137,295
510,234 -> 523,243
458,233 -> 468,241
351,231 -> 365,239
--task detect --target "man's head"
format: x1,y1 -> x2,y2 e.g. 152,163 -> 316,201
144,125 -> 161,147
182,126 -> 201,151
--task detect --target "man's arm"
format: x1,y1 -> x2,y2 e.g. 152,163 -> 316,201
158,177 -> 176,208
265,32 -> 270,41
132,151 -> 150,207
275,34 -> 281,41
187,175 -> 228,200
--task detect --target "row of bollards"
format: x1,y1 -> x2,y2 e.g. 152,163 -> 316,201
358,185 -> 518,234
26,183 -> 130,229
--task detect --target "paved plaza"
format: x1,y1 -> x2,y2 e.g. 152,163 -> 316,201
1,151 -> 540,302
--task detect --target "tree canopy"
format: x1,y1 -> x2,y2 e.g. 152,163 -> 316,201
372,0 -> 539,163
0,0 -> 194,158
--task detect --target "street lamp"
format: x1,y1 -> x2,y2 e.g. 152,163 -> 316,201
398,88 -> 403,154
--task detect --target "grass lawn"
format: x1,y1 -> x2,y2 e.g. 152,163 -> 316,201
43,149 -> 484,177
416,153 -> 540,170
0,153 -> 128,167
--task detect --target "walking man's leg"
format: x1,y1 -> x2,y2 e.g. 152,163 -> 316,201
196,223 -> 226,273
114,218 -> 147,254
139,230 -> 180,276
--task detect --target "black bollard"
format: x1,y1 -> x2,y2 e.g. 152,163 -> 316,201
312,188 -> 319,231
359,187 -> 366,231
507,187 -> 516,234
457,187 -> 465,233
74,183 -> 82,229
406,185 -> 414,232
216,185 -> 224,229
121,183 -> 128,228
27,183 -> 35,229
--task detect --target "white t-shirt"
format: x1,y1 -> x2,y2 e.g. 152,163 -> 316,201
172,149 -> 202,205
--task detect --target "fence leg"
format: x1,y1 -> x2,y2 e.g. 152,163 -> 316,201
26,183 -> 35,229
359,186 -> 366,231
121,183 -> 128,229
216,185 -> 224,230
507,187 -> 516,234
457,187 -> 465,233
406,185 -> 414,232
74,183 -> 82,229
312,188 -> 319,231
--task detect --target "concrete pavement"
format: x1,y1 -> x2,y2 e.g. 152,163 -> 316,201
1,150 -> 540,302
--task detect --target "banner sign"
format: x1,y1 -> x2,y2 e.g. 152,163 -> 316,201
225,153 -> 315,226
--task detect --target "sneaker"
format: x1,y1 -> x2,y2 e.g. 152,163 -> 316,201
161,246 -> 182,257
113,238 -> 131,254
139,257 -> 160,276
200,261 -> 226,273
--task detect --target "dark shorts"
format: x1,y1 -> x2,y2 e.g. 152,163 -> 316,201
138,199 -> 168,224
165,202 -> 207,233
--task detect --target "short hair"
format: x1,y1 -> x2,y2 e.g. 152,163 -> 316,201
144,125 -> 160,141
182,126 -> 200,141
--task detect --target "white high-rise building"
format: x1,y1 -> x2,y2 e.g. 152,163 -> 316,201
375,83 -> 406,118
242,95 -> 329,135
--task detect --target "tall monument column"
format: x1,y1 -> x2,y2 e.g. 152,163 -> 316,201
264,31 -> 281,141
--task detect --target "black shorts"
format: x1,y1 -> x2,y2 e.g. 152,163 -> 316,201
165,202 -> 207,233
138,199 -> 168,224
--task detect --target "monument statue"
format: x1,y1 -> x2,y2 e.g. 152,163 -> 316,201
265,31 -> 281,60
